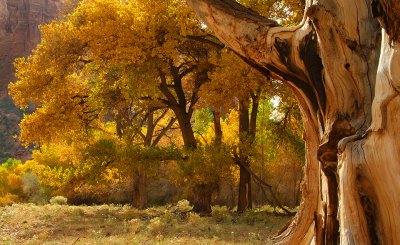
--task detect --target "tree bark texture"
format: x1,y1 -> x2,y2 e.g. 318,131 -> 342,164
132,167 -> 147,209
192,182 -> 218,214
187,0 -> 400,244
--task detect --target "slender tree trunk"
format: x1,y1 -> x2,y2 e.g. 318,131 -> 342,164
144,112 -> 154,146
132,111 -> 172,209
236,96 -> 259,213
187,0 -> 400,243
213,108 -> 223,146
237,159 -> 252,212
237,98 -> 252,212
212,107 -> 226,205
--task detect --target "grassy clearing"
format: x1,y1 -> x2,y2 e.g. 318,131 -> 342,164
0,202 -> 292,244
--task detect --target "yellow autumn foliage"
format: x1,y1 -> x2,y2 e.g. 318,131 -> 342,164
9,0 -> 205,146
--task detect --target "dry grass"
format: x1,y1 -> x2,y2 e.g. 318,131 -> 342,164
0,203 -> 291,244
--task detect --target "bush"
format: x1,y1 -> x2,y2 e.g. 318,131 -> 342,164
159,211 -> 178,224
0,193 -> 19,206
187,212 -> 201,223
211,205 -> 231,223
239,210 -> 260,225
147,216 -> 168,235
238,209 -> 275,226
49,196 -> 68,205
169,199 -> 192,213
21,172 -> 47,204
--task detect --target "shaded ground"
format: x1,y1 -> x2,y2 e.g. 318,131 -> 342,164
0,203 -> 291,244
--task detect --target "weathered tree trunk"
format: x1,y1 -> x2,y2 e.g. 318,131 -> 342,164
187,0 -> 400,243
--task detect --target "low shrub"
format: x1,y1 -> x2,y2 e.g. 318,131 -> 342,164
0,193 -> 19,206
211,205 -> 231,223
187,212 -> 202,223
49,196 -> 68,205
21,172 -> 47,204
169,199 -> 192,213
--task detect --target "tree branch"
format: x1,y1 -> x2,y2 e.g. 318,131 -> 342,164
152,117 -> 177,146
158,69 -> 179,107
194,131 -> 209,145
153,109 -> 169,126
186,0 -> 325,115
186,0 -> 280,64
186,35 -> 225,49
169,61 -> 187,108
179,64 -> 197,79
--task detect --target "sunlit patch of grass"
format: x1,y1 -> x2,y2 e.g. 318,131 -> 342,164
0,202 -> 293,244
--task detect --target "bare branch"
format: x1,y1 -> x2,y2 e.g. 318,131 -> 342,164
194,131 -> 209,145
153,109 -> 169,126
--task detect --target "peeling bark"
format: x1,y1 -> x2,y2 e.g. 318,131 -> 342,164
187,0 -> 400,243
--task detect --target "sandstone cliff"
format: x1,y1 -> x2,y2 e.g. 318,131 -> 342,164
0,0 -> 62,162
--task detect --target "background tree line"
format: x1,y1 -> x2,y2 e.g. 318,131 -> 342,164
1,0 -> 305,215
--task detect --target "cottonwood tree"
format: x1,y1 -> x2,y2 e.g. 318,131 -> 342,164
10,0 -> 224,212
187,0 -> 400,244
203,49 -> 270,212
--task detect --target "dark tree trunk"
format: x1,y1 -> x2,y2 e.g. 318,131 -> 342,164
237,97 -> 258,213
144,112 -> 155,146
132,168 -> 147,209
159,60 -> 217,214
174,109 -> 197,148
171,97 -> 217,214
192,183 -> 217,214
212,107 -> 226,208
213,108 -> 223,146
158,68 -> 197,149
237,160 -> 252,212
